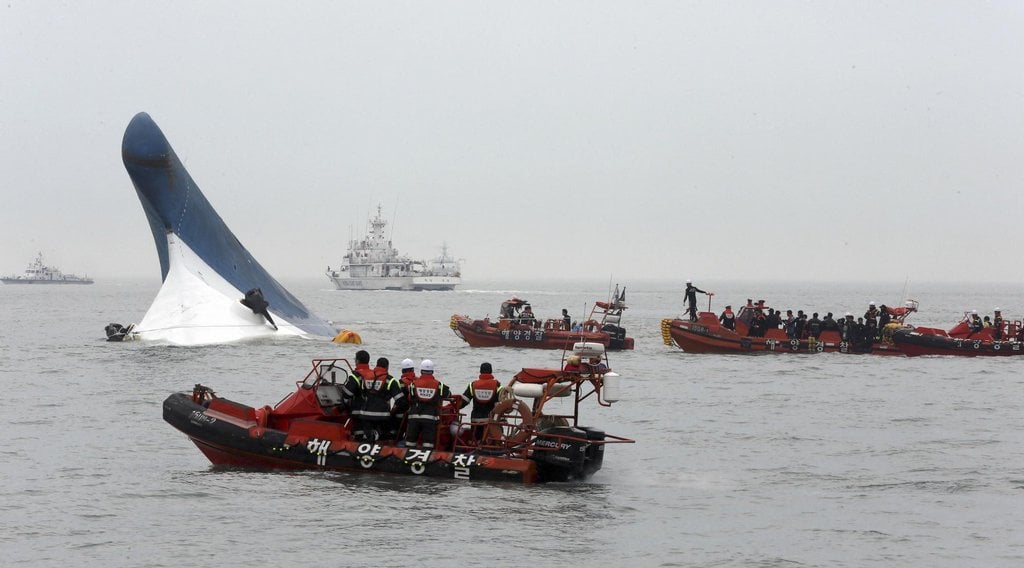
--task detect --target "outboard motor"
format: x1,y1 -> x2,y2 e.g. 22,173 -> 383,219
577,426 -> 607,477
240,288 -> 278,330
603,324 -> 627,350
532,426 -> 589,481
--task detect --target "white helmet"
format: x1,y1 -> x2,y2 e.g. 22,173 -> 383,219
420,359 -> 434,372
869,301 -> 876,306
995,307 -> 1002,312
971,309 -> 978,314
685,279 -> 692,284
401,358 -> 414,369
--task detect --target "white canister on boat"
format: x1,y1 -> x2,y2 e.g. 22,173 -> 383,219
547,382 -> 572,397
602,372 -> 622,402
511,383 -> 545,398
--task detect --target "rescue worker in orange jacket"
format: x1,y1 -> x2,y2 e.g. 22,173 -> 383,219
405,359 -> 452,449
357,357 -> 405,442
459,362 -> 505,441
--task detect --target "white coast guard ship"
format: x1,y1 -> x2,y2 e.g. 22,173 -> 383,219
325,206 -> 461,291
1,252 -> 93,284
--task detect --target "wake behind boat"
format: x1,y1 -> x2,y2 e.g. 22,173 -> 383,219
326,205 -> 461,291
163,346 -> 631,483
1,253 -> 93,285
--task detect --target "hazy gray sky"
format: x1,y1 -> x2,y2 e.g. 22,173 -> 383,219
2,2 -> 1022,283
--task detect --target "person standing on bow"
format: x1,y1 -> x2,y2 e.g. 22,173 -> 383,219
683,280 -> 711,322
459,362 -> 505,443
405,359 -> 452,450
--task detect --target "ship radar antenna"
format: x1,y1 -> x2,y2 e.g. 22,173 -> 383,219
389,200 -> 398,244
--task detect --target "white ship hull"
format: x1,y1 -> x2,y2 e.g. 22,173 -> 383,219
1,278 -> 93,284
327,274 -> 460,291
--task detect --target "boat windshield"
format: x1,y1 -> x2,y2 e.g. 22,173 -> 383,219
305,359 -> 351,388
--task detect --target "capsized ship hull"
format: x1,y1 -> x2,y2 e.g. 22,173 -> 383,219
121,113 -> 337,345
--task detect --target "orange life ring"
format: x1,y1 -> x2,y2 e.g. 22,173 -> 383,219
583,319 -> 600,332
485,399 -> 535,446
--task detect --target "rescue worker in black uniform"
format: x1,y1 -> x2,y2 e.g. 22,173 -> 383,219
807,313 -> 822,339
822,312 -> 837,332
993,308 -> 1004,340
459,362 -> 505,443
791,310 -> 806,339
405,359 -> 452,449
877,305 -> 892,340
357,357 -> 405,442
390,358 -> 417,440
968,311 -> 983,334
561,309 -> 572,331
341,350 -> 374,439
864,302 -> 879,328
683,280 -> 710,322
748,309 -> 766,337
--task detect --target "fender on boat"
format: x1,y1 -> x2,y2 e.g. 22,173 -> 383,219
121,112 -> 338,345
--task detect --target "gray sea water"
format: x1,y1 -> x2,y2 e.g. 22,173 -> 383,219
1,278 -> 1022,567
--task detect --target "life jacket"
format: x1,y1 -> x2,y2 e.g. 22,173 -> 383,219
470,374 -> 500,405
408,373 -> 445,422
360,367 -> 399,420
721,309 -> 734,320
351,363 -> 374,384
365,366 -> 390,393
412,374 -> 441,404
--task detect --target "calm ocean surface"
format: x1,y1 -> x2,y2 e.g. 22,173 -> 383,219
1,278 -> 1022,567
